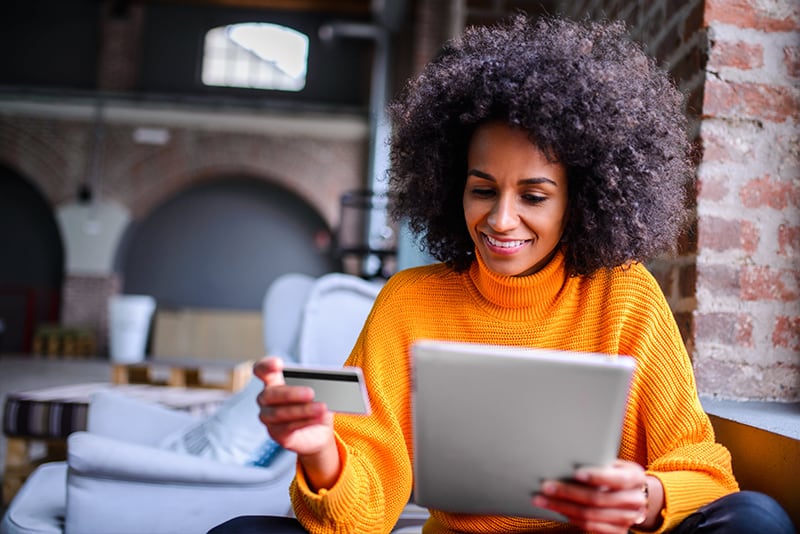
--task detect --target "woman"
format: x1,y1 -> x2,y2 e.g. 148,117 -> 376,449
213,14 -> 794,534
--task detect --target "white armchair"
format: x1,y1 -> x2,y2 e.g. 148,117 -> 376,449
296,273 -> 383,366
262,272 -> 315,362
65,389 -> 298,534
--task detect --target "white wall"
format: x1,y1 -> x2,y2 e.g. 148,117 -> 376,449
56,200 -> 131,275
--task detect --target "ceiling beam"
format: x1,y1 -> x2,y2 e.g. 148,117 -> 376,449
147,0 -> 371,14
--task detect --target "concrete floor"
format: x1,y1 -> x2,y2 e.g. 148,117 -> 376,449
0,354 -> 112,510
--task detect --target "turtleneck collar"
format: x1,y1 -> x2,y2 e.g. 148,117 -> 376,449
466,248 -> 568,316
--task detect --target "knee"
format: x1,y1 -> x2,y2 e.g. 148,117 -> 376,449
719,491 -> 795,533
207,516 -> 257,534
207,515 -> 305,534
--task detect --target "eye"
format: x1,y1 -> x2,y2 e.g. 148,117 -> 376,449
469,187 -> 496,198
522,193 -> 546,204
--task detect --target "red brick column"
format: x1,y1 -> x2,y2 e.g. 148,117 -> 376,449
694,0 -> 800,400
61,273 -> 122,356
97,2 -> 145,91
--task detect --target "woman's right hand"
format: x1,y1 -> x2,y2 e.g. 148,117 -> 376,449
254,356 -> 335,456
254,357 -> 341,490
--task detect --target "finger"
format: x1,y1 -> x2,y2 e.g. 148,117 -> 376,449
574,459 -> 645,491
270,412 -> 330,434
571,505 -> 646,534
259,400 -> 326,424
266,417 -> 329,446
572,512 -> 642,534
258,383 -> 316,408
538,479 -> 646,512
533,492 -> 644,533
253,356 -> 285,386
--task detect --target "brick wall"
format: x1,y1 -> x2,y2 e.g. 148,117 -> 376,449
0,113 -> 367,224
694,0 -> 799,400
60,273 -> 122,354
97,2 -> 145,91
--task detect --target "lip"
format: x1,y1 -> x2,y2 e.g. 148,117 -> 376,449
482,233 -> 530,254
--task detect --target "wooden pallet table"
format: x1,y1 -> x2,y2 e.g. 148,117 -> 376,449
110,357 -> 253,392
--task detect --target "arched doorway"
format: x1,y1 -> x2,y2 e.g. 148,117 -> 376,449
0,165 -> 64,353
116,176 -> 339,310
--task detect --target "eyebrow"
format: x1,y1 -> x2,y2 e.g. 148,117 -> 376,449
467,168 -> 558,187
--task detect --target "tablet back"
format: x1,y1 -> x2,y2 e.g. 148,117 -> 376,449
411,340 -> 635,522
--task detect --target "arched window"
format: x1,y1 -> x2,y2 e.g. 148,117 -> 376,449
201,22 -> 309,91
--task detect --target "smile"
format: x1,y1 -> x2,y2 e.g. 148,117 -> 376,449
484,234 -> 530,249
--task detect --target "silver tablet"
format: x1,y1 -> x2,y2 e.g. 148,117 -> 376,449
411,340 -> 636,522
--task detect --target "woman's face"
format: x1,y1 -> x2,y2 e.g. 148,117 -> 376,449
463,121 -> 569,277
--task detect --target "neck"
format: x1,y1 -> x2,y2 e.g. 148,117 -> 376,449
468,249 -> 567,313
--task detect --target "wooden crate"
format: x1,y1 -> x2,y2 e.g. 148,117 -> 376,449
151,309 -> 264,362
32,324 -> 97,358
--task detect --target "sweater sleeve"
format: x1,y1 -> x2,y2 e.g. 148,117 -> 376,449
289,277 -> 416,534
622,270 -> 738,533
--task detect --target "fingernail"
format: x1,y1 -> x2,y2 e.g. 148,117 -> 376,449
541,481 -> 556,494
574,470 -> 589,482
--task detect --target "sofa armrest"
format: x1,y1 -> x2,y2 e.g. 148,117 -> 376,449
65,432 -> 297,534
67,431 -> 296,483
87,390 -> 197,445
1,462 -> 67,534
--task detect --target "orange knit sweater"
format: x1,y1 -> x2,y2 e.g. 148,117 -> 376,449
290,251 -> 738,533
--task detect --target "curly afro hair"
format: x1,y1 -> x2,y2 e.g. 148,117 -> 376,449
388,14 -> 693,276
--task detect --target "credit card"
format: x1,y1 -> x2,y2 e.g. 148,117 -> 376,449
282,366 -> 371,415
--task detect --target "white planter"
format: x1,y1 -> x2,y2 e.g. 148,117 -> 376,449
108,295 -> 156,363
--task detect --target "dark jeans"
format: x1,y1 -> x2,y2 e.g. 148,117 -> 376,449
208,516 -> 307,534
669,491 -> 795,534
208,491 -> 796,533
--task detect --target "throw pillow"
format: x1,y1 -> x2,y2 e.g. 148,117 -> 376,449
159,376 -> 283,466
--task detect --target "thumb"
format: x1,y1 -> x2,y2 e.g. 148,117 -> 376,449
253,356 -> 286,387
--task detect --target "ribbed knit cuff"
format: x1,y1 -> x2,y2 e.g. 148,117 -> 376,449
293,434 -> 364,522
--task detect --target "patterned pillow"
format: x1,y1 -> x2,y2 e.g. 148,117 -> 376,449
159,377 -> 283,466
248,438 -> 284,467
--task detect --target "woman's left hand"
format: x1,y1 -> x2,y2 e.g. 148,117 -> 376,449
532,459 -> 652,533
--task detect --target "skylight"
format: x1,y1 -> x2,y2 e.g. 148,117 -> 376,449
202,22 -> 309,91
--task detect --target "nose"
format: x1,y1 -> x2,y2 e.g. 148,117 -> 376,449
487,195 -> 518,232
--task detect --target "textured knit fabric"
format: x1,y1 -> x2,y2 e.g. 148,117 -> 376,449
290,251 -> 738,534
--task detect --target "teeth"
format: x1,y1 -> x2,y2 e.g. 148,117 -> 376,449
486,235 -> 527,248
